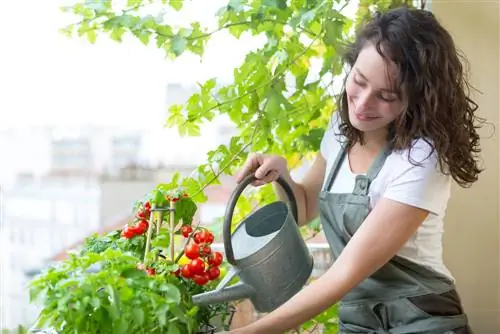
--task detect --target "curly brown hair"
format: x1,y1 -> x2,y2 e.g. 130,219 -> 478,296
337,6 -> 484,188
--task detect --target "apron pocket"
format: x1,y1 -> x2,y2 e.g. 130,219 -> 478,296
406,290 -> 464,317
387,298 -> 433,327
338,303 -> 381,332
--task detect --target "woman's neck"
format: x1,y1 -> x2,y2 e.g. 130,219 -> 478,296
360,129 -> 388,152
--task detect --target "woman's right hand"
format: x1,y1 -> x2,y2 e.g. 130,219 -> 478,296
235,153 -> 288,186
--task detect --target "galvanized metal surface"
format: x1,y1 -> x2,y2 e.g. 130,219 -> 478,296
192,174 -> 314,313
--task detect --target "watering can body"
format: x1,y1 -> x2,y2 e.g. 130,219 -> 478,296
192,174 -> 314,313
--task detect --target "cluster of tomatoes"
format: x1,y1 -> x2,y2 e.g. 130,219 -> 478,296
179,226 -> 223,286
121,201 -> 151,239
167,193 -> 188,203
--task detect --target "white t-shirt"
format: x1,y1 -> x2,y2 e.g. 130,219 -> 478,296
319,114 -> 454,280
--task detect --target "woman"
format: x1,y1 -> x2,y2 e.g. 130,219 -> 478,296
229,5 -> 482,334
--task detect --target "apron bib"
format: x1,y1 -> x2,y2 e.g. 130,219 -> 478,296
318,145 -> 470,334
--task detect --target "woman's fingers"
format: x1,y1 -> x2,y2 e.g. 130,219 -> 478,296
235,153 -> 262,183
235,154 -> 284,186
252,170 -> 280,186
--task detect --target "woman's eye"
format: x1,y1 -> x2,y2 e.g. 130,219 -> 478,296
353,77 -> 365,86
378,94 -> 397,102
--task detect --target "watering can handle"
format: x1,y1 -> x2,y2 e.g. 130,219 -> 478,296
223,173 -> 299,266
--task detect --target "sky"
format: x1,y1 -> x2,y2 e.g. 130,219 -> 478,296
0,0 -> 265,130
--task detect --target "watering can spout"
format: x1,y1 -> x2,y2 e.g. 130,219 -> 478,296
192,267 -> 255,306
192,282 -> 255,306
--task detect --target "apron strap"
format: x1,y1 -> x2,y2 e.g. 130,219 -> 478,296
366,143 -> 391,182
352,143 -> 391,196
322,144 -> 347,193
322,142 -> 391,196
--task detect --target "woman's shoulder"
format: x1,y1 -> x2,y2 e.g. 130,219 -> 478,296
382,138 -> 452,216
389,138 -> 440,168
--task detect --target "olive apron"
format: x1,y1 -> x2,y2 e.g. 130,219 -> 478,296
318,145 -> 471,334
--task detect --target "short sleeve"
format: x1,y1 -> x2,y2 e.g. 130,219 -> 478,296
382,140 -> 452,216
320,113 -> 342,160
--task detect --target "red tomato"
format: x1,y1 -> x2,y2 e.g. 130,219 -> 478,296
193,274 -> 208,285
146,268 -> 156,276
121,226 -> 135,239
181,265 -> 193,278
144,201 -> 151,211
202,231 -> 214,244
207,266 -> 220,280
181,225 -> 193,238
209,251 -> 223,266
201,245 -> 211,256
193,232 -> 204,244
129,220 -> 148,235
185,243 -> 200,260
188,258 -> 205,275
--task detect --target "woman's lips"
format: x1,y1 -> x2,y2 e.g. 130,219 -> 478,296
355,112 -> 380,121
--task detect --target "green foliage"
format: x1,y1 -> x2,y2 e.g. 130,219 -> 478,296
57,0 -> 420,332
29,248 -> 199,334
1,326 -> 29,334
29,186 -> 233,334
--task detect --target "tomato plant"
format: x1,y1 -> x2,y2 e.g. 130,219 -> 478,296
29,183 -> 235,334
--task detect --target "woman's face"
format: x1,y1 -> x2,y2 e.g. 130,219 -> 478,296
345,43 -> 404,136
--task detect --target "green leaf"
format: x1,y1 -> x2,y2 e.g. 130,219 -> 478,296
113,317 -> 128,334
137,30 -> 151,45
111,27 -> 125,42
127,0 -> 142,7
324,20 -> 343,46
86,29 -> 97,43
132,308 -> 145,326
228,0 -> 244,12
106,284 -> 121,320
160,283 -> 181,303
169,0 -> 183,11
184,122 -> 200,136
151,233 -> 170,248
167,323 -> 182,334
121,267 -> 146,279
171,35 -> 187,56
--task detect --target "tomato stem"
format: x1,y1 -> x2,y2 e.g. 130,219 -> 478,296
144,204 -> 155,263
170,200 -> 175,262
154,210 -> 163,262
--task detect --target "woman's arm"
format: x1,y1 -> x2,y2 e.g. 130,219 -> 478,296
230,198 -> 430,334
274,154 -> 327,226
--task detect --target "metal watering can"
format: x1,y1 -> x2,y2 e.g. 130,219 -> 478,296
192,174 -> 314,313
